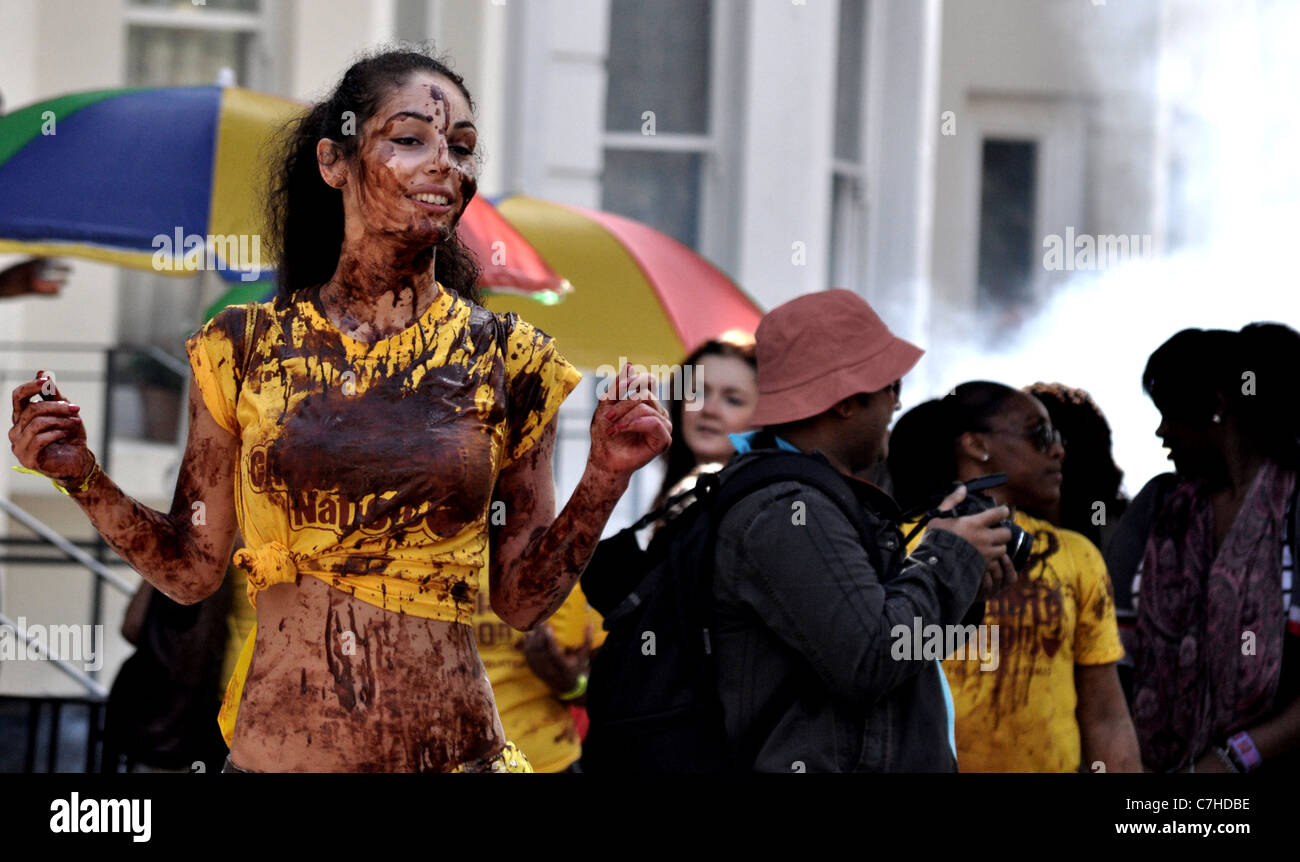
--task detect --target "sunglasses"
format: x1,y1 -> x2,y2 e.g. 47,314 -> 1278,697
988,422 -> 1062,454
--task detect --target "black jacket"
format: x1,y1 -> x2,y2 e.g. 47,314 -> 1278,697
711,447 -> 986,772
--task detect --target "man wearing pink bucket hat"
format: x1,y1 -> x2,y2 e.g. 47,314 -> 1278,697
710,289 -> 1016,771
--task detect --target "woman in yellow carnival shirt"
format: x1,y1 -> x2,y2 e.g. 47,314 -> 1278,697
887,382 -> 1141,772
471,566 -> 606,772
8,48 -> 670,772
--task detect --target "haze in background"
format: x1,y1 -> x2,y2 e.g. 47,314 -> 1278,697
914,0 -> 1300,497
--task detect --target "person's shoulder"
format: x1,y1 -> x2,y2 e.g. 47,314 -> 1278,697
195,303 -> 246,336
188,304 -> 255,361
715,454 -> 855,536
1127,472 -> 1182,512
489,308 -> 562,348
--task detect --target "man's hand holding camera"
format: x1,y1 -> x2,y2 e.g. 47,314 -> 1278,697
927,484 -> 1019,600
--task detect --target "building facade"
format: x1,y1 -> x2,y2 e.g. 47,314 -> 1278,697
0,0 -> 1189,699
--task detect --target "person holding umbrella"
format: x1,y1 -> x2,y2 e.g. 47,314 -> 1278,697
8,48 -> 670,772
0,257 -> 68,298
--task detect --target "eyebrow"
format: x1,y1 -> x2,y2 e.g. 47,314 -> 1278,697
384,111 -> 477,132
386,111 -> 433,124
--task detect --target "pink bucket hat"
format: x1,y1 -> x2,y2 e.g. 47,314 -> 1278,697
748,289 -> 923,427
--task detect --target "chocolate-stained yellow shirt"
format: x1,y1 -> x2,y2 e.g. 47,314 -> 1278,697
471,566 -> 607,772
186,285 -> 581,620
907,511 -> 1124,772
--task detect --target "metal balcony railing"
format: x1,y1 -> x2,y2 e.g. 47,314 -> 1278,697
1,341 -> 185,771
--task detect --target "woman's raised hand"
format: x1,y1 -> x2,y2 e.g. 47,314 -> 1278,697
9,371 -> 95,484
587,362 -> 671,480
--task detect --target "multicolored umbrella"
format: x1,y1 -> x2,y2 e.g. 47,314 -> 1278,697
0,86 -> 296,281
484,195 -> 764,369
0,85 -> 569,299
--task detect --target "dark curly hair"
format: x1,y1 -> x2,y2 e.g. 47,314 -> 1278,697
1023,382 -> 1126,548
265,46 -> 482,303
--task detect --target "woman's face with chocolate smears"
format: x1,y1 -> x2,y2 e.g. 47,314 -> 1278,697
322,72 -> 478,249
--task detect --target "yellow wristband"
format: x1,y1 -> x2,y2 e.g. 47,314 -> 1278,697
12,461 -> 101,496
557,673 -> 588,702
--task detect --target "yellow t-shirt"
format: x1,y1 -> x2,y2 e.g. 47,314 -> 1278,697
908,510 -> 1124,772
186,286 -> 582,744
471,566 -> 607,772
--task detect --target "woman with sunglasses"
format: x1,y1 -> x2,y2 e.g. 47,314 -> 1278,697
887,381 -> 1140,772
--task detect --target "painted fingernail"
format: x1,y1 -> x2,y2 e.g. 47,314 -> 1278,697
68,404 -> 80,412
605,410 -> 615,420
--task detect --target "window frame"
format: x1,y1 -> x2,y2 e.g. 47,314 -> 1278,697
964,93 -> 1087,304
123,0 -> 281,92
600,0 -> 741,265
828,0 -> 872,291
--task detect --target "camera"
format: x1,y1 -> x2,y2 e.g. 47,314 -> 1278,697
900,473 -> 1034,571
944,474 -> 1034,571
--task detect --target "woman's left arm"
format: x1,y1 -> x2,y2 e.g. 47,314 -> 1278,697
1076,662 -> 1142,772
1190,694 -> 1300,772
1238,696 -> 1300,763
490,365 -> 670,631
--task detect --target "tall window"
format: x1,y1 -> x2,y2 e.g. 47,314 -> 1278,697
126,0 -> 271,91
976,138 -> 1037,309
119,0 -> 276,362
828,0 -> 868,290
601,0 -> 713,250
116,0 -> 276,440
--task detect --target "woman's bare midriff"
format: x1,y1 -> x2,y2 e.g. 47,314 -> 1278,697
229,575 -> 505,772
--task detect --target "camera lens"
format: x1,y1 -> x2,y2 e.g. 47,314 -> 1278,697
1005,522 -> 1034,570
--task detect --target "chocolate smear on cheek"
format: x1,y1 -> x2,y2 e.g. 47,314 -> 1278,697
426,84 -> 478,224
456,162 -> 477,213
356,140 -> 427,241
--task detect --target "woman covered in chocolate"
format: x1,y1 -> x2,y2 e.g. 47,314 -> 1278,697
8,48 -> 670,773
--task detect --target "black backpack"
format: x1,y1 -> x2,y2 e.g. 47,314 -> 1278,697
581,448 -> 880,773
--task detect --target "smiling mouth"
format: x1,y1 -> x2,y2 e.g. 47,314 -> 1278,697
409,193 -> 453,211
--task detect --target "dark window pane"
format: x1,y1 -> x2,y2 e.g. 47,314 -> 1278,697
977,139 -> 1037,307
605,0 -> 711,134
601,149 -> 702,249
834,0 -> 866,161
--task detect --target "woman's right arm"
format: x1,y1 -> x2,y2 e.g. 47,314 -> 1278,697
9,371 -> 239,604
